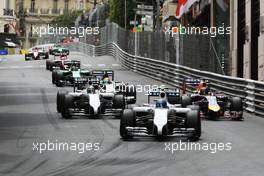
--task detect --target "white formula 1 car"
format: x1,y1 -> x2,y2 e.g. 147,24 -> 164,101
57,70 -> 137,119
120,88 -> 201,141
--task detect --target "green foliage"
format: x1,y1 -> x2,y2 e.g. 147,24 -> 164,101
109,0 -> 136,29
51,11 -> 83,27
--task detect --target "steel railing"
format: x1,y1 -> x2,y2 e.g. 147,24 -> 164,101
64,42 -> 264,117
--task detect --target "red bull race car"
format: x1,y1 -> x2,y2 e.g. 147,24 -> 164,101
182,78 -> 243,120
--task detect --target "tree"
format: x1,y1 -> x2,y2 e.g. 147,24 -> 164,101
109,0 -> 136,29
51,11 -> 83,27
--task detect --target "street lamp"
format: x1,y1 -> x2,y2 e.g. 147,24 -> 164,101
125,0 -> 127,30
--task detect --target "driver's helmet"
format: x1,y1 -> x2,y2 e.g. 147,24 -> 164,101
102,73 -> 111,84
86,85 -> 95,94
156,99 -> 167,108
71,65 -> 78,71
198,80 -> 209,95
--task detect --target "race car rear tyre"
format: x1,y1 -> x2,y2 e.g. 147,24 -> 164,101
187,105 -> 200,111
120,109 -> 136,140
168,95 -> 181,105
125,85 -> 137,104
230,97 -> 243,111
181,95 -> 192,107
113,94 -> 125,109
57,91 -> 67,113
61,94 -> 73,119
55,72 -> 64,87
186,110 -> 201,141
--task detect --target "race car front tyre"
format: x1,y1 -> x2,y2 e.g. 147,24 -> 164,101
120,109 -> 136,140
52,71 -> 57,84
181,95 -> 192,107
186,110 -> 201,141
113,94 -> 125,109
57,91 -> 67,113
61,94 -> 73,119
46,61 -> 49,70
230,97 -> 243,111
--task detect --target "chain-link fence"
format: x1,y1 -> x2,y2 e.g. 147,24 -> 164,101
36,22 -> 225,74
79,23 -> 225,74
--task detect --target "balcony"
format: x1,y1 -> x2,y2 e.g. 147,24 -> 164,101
25,8 -> 62,17
3,9 -> 14,16
40,9 -> 49,15
52,9 -> 60,14
28,8 -> 38,14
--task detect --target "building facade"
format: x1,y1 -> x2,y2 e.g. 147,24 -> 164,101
17,0 -> 103,47
230,0 -> 263,81
0,0 -> 17,33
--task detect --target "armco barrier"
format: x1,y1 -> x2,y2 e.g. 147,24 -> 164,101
64,42 -> 264,117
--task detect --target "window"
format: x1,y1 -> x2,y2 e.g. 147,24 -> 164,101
19,0 -> 24,11
5,0 -> 10,9
53,0 -> 58,10
65,0 -> 69,11
30,0 -> 35,11
80,0 -> 84,10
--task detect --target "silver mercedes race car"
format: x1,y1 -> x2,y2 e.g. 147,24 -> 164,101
120,87 -> 201,141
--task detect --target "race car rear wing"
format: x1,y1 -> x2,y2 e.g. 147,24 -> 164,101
63,60 -> 81,69
73,76 -> 102,92
182,78 -> 210,94
73,77 -> 93,92
147,88 -> 180,103
92,70 -> 114,81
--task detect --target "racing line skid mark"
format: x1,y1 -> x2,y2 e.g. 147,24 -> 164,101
40,88 -> 60,130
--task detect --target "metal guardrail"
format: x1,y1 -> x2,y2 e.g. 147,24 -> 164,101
64,42 -> 264,117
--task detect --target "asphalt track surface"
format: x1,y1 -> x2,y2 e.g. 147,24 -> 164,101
0,52 -> 263,176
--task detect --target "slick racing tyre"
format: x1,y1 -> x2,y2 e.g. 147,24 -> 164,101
187,105 -> 200,111
120,109 -> 136,140
61,94 -> 73,119
186,110 -> 201,141
167,95 -> 181,105
181,95 -> 192,107
125,85 -> 137,104
46,60 -> 50,70
52,71 -> 57,84
55,72 -> 64,87
113,94 -> 125,109
57,91 -> 67,113
230,97 -> 243,111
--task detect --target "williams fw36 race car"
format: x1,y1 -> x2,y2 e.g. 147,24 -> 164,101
25,47 -> 49,61
57,70 -> 137,119
120,87 -> 201,141
49,44 -> 69,56
182,78 -> 243,120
